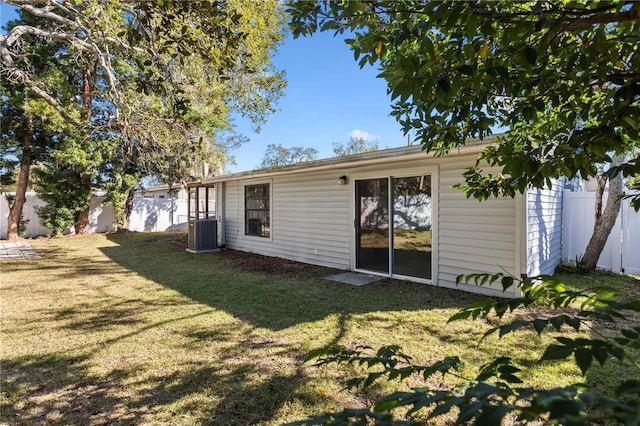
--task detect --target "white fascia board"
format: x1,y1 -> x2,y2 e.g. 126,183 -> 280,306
201,135 -> 498,185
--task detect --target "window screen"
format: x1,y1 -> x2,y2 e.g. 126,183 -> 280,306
245,183 -> 270,237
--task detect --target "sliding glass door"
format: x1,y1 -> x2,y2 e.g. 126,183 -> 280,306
356,178 -> 389,273
356,175 -> 432,279
392,175 -> 432,279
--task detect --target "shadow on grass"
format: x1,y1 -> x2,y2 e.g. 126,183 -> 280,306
99,233 -> 482,333
1,353 -> 128,425
53,299 -> 147,330
55,231 -> 489,423
0,233 -> 483,425
1,351 -> 306,426
7,233 -> 613,425
0,245 -> 136,291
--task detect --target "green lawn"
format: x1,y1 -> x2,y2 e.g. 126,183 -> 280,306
1,232 -> 637,425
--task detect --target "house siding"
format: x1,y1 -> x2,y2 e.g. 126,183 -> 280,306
216,148 -> 522,297
222,172 -> 351,269
438,162 -> 519,297
526,179 -> 564,276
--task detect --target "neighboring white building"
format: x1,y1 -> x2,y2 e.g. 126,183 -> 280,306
191,135 -> 565,298
135,184 -> 187,200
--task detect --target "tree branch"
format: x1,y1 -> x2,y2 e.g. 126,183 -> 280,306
2,64 -> 81,125
2,25 -> 100,55
11,1 -> 83,31
563,8 -> 639,31
1,21 -> 122,124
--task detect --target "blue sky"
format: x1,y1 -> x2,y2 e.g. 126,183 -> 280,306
229,32 -> 409,172
1,4 -> 409,173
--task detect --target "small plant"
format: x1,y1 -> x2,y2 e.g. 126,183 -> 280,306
18,216 -> 29,237
292,274 -> 640,425
556,257 -> 589,275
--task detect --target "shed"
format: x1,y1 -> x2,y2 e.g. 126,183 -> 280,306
189,135 -> 564,298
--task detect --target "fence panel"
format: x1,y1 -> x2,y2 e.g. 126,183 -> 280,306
1,193 -> 63,238
1,192 -> 189,238
1,193 -> 115,238
563,190 -> 639,274
128,197 -> 188,232
622,199 -> 640,275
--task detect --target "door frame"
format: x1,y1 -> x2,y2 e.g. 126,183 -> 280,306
350,166 -> 438,284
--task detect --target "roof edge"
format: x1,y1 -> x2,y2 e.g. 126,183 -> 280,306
196,133 -> 500,185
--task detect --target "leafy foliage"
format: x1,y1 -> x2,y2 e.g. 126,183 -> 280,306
292,274 -> 640,425
2,1 -> 287,127
260,143 -> 319,168
33,162 -> 93,236
332,136 -> 379,157
288,1 -> 640,209
2,1 -> 287,229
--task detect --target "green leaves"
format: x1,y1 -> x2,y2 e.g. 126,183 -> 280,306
260,144 -> 319,168
5,0 -> 288,230
287,0 -> 640,207
524,46 -> 537,66
286,2 -> 640,423
477,357 -> 522,384
296,269 -> 640,424
541,338 -> 612,374
616,379 -> 640,396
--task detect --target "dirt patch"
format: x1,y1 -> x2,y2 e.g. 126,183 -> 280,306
216,249 -> 339,280
142,231 -> 339,279
141,231 -> 188,250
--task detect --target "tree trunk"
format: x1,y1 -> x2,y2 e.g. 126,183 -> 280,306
581,156 -> 625,272
7,151 -> 32,240
74,206 -> 91,235
6,96 -> 34,240
121,188 -> 135,230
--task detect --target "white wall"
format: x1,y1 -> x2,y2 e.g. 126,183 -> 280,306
128,197 -> 188,232
223,171 -> 352,270
0,193 -> 189,238
0,193 -> 115,238
562,190 -> 639,274
621,197 -> 640,275
437,161 -> 519,296
80,196 -> 117,234
526,179 -> 564,276
0,193 -> 49,238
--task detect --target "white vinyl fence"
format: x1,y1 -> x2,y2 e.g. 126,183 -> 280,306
128,197 -> 188,232
0,192 -> 187,239
562,190 -> 640,275
0,192 -> 116,238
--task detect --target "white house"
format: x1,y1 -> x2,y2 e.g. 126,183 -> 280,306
188,135 -> 564,298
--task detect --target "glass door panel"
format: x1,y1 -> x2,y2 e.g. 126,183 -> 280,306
356,178 -> 389,273
392,175 -> 432,279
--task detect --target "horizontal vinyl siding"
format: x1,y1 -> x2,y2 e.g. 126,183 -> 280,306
219,149 -> 523,298
223,171 -> 351,270
223,180 -> 243,248
527,179 -> 564,276
437,165 -> 518,297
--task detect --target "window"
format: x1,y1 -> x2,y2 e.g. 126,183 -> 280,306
245,183 -> 270,237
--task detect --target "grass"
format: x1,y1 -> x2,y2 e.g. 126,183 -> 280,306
1,232 -> 638,425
